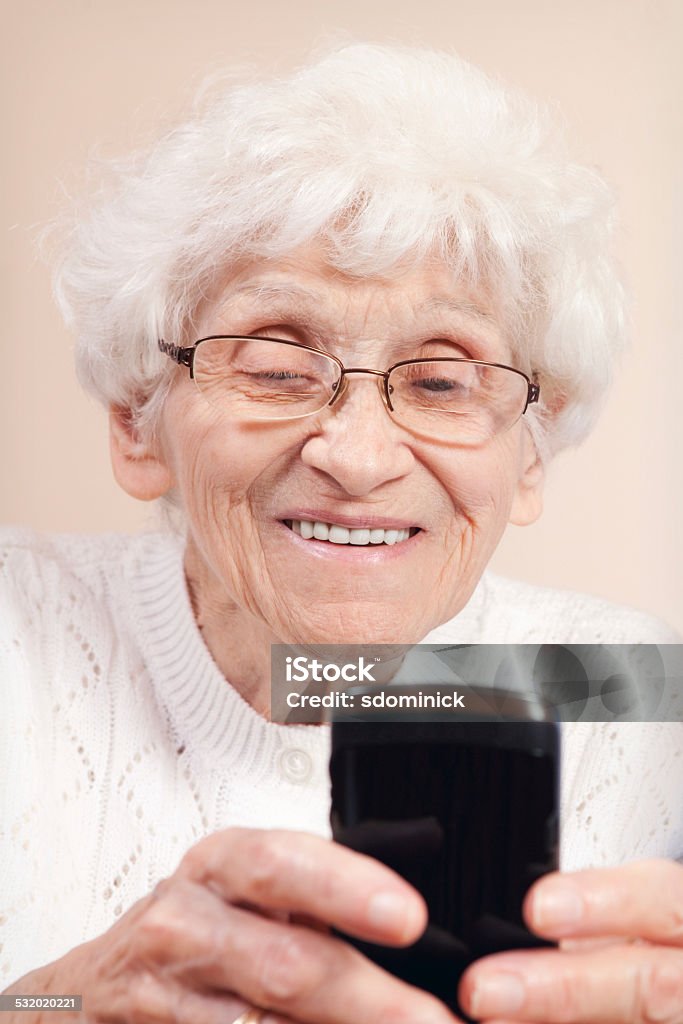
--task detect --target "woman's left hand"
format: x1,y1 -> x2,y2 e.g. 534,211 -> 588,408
458,859 -> 683,1023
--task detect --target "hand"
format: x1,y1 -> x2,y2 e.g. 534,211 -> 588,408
459,858 -> 683,1023
3,828 -> 460,1024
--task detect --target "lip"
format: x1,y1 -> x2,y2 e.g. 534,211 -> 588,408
277,509 -> 424,531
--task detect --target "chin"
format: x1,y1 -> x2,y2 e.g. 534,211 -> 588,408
285,610 -> 431,647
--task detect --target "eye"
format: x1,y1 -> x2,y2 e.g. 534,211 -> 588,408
256,370 -> 304,380
392,359 -> 480,409
415,375 -> 469,393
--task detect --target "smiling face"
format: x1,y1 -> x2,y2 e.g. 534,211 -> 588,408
112,244 -> 544,665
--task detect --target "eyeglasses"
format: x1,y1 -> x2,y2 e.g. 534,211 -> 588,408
158,335 -> 540,445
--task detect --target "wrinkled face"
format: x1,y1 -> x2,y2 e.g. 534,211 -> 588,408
155,245 -> 543,645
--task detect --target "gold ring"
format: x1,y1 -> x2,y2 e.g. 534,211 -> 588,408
232,1010 -> 265,1024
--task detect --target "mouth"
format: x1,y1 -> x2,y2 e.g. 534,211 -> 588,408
282,518 -> 421,547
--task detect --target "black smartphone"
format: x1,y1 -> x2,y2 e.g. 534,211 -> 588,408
329,684 -> 559,1017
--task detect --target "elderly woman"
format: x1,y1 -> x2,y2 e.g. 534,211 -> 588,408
2,42 -> 683,1024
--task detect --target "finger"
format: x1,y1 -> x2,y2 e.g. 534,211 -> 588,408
179,897 -> 457,1023
137,872 -> 458,1024
559,934 -> 638,952
288,911 -> 328,933
176,828 -> 427,945
130,875 -> 232,969
125,977 -> 247,1024
459,943 -> 683,1024
522,859 -> 683,943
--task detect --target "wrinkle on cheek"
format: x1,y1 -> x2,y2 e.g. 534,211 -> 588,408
171,419 -> 263,618
430,443 -> 517,610
177,445 -> 296,636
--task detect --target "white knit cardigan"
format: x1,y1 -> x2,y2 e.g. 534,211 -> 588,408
2,528 -> 682,987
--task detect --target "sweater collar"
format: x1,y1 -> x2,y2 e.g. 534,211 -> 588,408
126,533 -> 328,769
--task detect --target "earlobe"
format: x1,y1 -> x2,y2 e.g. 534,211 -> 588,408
109,406 -> 173,501
509,427 -> 545,527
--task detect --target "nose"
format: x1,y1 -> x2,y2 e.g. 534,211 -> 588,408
299,373 -> 416,496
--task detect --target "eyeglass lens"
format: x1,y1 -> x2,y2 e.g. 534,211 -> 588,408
192,337 -> 529,443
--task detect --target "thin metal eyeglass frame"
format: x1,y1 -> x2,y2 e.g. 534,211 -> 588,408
157,335 -> 540,423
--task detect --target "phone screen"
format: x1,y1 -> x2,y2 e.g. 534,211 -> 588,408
330,694 -> 559,1015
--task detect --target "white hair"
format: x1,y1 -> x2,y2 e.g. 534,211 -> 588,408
54,42 -> 627,459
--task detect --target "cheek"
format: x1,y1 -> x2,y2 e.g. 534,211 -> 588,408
173,428 -> 229,520
164,407 -> 298,564
439,448 -> 519,517
169,424 -> 271,613
161,402 -> 253,539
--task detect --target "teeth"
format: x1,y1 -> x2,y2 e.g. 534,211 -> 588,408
313,521 -> 329,541
288,520 -> 414,546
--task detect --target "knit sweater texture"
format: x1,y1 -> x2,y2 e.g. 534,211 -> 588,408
2,527 -> 682,986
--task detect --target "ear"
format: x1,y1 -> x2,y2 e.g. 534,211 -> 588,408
508,426 -> 545,526
109,406 -> 173,501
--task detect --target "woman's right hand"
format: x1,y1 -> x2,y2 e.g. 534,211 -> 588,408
3,828 -> 459,1023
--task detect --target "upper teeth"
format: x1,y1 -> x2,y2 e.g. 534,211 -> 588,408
287,520 -> 413,546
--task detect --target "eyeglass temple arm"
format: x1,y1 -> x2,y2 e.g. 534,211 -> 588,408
158,339 -> 193,368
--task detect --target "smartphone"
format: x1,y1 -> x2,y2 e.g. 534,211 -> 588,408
329,684 -> 559,1017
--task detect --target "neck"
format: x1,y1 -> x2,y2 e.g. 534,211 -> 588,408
183,541 -> 276,717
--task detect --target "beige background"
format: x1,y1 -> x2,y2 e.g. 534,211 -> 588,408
1,0 -> 681,633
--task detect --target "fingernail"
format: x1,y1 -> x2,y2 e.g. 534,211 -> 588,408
470,971 -> 525,1017
532,880 -> 584,931
367,890 -> 419,939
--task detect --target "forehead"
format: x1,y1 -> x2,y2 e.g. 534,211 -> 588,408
202,242 -> 497,325
199,243 -> 507,359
